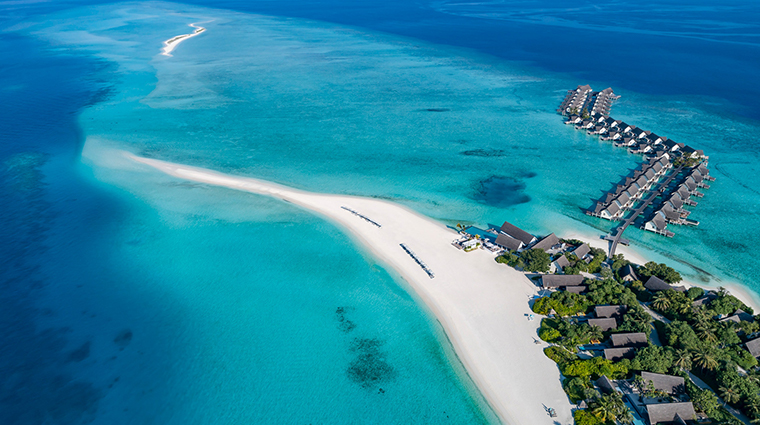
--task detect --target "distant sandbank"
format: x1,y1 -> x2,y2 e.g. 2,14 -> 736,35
161,23 -> 206,57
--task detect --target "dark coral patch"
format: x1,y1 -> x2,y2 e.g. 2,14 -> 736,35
347,338 -> 396,388
473,176 -> 530,208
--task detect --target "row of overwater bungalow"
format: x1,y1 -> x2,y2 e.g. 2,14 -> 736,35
642,163 -> 713,236
588,155 -> 671,221
557,85 -> 619,117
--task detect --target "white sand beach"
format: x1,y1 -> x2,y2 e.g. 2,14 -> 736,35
161,23 -> 206,57
126,154 -> 573,425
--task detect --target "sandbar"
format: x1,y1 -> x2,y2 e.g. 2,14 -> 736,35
127,153 -> 574,425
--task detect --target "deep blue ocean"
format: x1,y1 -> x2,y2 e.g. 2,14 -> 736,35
1,1 -> 759,424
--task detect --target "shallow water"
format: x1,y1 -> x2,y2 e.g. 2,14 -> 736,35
3,1 -> 760,424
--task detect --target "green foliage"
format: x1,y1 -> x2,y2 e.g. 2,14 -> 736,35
586,278 -> 638,307
686,286 -> 704,300
544,345 -> 576,365
563,377 -> 600,403
531,292 -> 591,317
587,248 -> 606,273
573,409 -> 604,425
539,325 -> 561,342
629,346 -> 673,374
617,305 -> 653,336
520,248 -> 551,273
637,261 -> 682,284
689,386 -> 720,415
562,356 -> 628,380
709,293 -> 754,315
663,321 -> 700,351
610,254 -> 630,274
588,392 -> 633,425
495,250 -> 523,268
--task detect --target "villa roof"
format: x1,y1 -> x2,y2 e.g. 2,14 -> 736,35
692,292 -> 717,307
719,309 -> 755,324
604,347 -> 634,361
494,233 -> 523,251
596,375 -> 615,394
641,372 -> 685,395
646,402 -> 696,425
554,255 -> 571,269
595,305 -> 627,318
611,332 -> 648,347
644,276 -> 673,292
499,221 -> 535,245
542,274 -> 585,288
604,202 -> 620,215
565,285 -> 587,294
746,337 -> 760,358
574,243 -> 591,258
620,264 -> 638,281
532,233 -> 560,252
647,214 -> 668,232
588,318 -> 618,332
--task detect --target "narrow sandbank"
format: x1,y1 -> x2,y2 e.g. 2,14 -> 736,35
126,153 -> 573,425
161,23 -> 206,57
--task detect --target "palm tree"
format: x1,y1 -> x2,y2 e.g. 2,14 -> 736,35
673,349 -> 692,371
692,347 -> 719,371
719,384 -> 740,406
652,292 -> 671,311
591,393 -> 632,424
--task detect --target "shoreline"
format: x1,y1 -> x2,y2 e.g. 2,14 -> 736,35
161,23 -> 207,57
560,229 -> 760,313
124,152 -> 574,425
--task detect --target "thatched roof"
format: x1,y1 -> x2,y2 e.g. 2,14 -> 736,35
644,276 -> 672,292
499,221 -> 535,245
494,233 -> 522,251
610,332 -> 648,348
542,274 -> 585,288
532,233 -> 560,252
595,305 -> 627,318
646,402 -> 695,424
588,318 -> 618,332
641,372 -> 685,395
604,347 -> 634,361
746,337 -> 760,358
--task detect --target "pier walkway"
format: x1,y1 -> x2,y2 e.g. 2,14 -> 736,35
341,206 -> 381,227
608,165 -> 683,257
400,243 -> 435,279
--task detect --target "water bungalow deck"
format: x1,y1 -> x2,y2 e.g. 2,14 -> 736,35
560,84 -> 714,254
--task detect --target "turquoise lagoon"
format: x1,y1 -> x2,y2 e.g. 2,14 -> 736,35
4,1 -> 760,423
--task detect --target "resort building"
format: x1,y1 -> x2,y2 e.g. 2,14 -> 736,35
746,337 -> 760,358
610,332 -> 647,348
588,318 -> 618,332
643,276 -> 674,292
494,233 -> 523,252
603,347 -> 634,361
557,85 -> 593,115
499,221 -> 536,246
552,255 -> 571,273
619,264 -> 638,282
594,305 -> 626,319
532,233 -> 561,252
644,402 -> 696,425
718,309 -> 755,324
640,372 -> 685,395
541,274 -> 585,289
